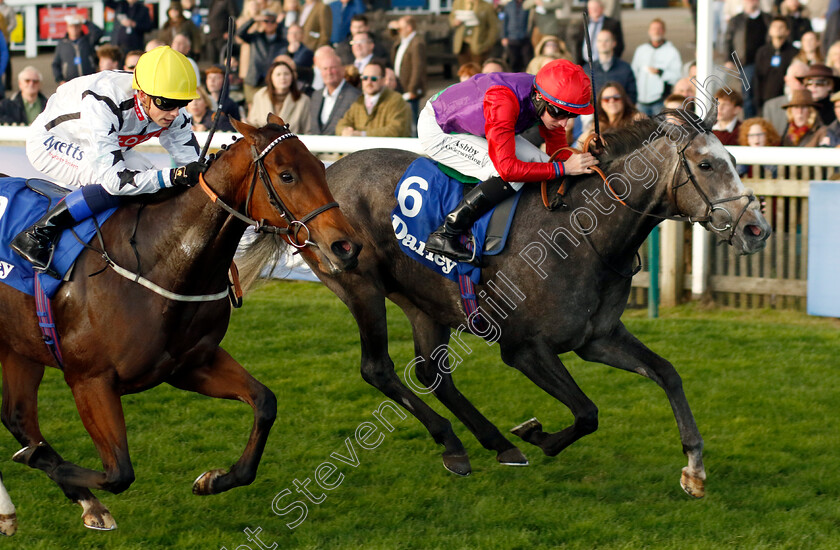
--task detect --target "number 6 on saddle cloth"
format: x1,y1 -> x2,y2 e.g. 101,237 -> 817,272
391,158 -> 524,327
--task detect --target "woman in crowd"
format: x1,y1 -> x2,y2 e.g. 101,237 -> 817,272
780,89 -> 823,147
737,117 -> 781,177
525,35 -> 570,75
187,87 -> 215,132
596,82 -> 641,130
247,60 -> 311,133
794,31 -> 823,66
577,82 -> 642,147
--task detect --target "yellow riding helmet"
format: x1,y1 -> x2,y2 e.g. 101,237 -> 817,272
132,46 -> 199,101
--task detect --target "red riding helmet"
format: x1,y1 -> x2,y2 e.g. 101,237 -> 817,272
534,59 -> 594,116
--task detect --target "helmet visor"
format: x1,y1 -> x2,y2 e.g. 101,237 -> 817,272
545,102 -> 578,120
152,95 -> 191,111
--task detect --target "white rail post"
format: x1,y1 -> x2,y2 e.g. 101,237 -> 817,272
692,0 -> 714,298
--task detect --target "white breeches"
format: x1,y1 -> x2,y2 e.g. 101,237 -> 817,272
417,99 -> 549,191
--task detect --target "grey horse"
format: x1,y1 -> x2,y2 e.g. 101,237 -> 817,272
243,108 -> 771,498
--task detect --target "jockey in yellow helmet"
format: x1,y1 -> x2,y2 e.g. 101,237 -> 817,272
11,46 -> 208,278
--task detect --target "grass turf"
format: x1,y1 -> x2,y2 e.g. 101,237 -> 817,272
3,280 -> 839,549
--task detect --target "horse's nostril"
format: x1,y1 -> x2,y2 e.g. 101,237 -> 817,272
331,240 -> 361,261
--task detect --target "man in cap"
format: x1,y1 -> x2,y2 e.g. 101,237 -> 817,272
10,46 -> 206,277
236,9 -> 288,104
51,14 -> 103,85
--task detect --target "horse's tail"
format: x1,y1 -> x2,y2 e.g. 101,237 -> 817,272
237,232 -> 288,295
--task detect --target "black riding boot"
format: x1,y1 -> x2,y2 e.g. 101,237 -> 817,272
426,177 -> 516,263
9,200 -> 75,279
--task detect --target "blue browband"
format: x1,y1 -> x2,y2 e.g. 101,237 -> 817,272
535,82 -> 591,110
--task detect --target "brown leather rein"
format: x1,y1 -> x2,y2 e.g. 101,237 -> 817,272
540,134 -> 621,209
540,131 -> 756,246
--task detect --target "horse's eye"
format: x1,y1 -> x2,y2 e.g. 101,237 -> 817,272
280,171 -> 295,184
698,161 -> 713,171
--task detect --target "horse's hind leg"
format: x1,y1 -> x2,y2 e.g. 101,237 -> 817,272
332,280 -> 471,475
576,322 -> 706,498
501,341 -> 600,457
0,351 -> 116,530
404,306 -> 528,466
166,347 -> 276,495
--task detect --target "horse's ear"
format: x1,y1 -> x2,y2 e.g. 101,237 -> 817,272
701,98 -> 718,132
230,117 -> 257,142
267,113 -> 287,127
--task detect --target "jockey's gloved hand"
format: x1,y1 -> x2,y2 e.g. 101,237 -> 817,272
171,161 -> 208,188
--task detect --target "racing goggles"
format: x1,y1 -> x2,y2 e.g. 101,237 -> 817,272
545,102 -> 578,120
152,95 -> 191,111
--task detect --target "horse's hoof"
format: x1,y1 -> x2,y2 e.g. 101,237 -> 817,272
511,417 -> 542,440
193,469 -> 227,495
0,513 -> 17,536
680,467 -> 706,499
442,452 -> 471,477
11,442 -> 45,466
79,498 -> 117,531
496,447 -> 529,466
82,509 -> 117,531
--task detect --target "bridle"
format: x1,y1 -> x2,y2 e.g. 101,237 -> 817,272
594,129 -> 758,245
667,135 -> 757,244
540,128 -> 758,278
199,125 -> 339,249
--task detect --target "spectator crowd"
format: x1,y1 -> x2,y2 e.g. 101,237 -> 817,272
0,0 -> 838,151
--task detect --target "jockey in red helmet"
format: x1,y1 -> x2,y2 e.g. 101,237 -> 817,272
417,59 -> 599,263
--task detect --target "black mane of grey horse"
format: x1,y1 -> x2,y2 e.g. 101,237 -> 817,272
262,111 -> 771,499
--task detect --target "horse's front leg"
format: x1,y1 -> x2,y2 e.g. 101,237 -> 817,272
166,347 -> 277,495
576,322 -> 706,498
501,341 -> 600,457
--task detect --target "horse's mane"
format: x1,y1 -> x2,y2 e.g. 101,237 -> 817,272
236,232 -> 291,294
598,109 -> 709,166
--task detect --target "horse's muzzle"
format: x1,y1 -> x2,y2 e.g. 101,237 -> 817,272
735,213 -> 772,255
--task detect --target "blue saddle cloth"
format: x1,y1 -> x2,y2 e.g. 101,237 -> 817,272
391,158 -> 521,284
0,177 -> 117,298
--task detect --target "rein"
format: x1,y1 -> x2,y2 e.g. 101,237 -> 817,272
542,131 -> 757,246
199,126 -> 339,249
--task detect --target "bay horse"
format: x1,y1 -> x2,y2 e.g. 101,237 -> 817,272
243,108 -> 771,499
0,114 -> 360,533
